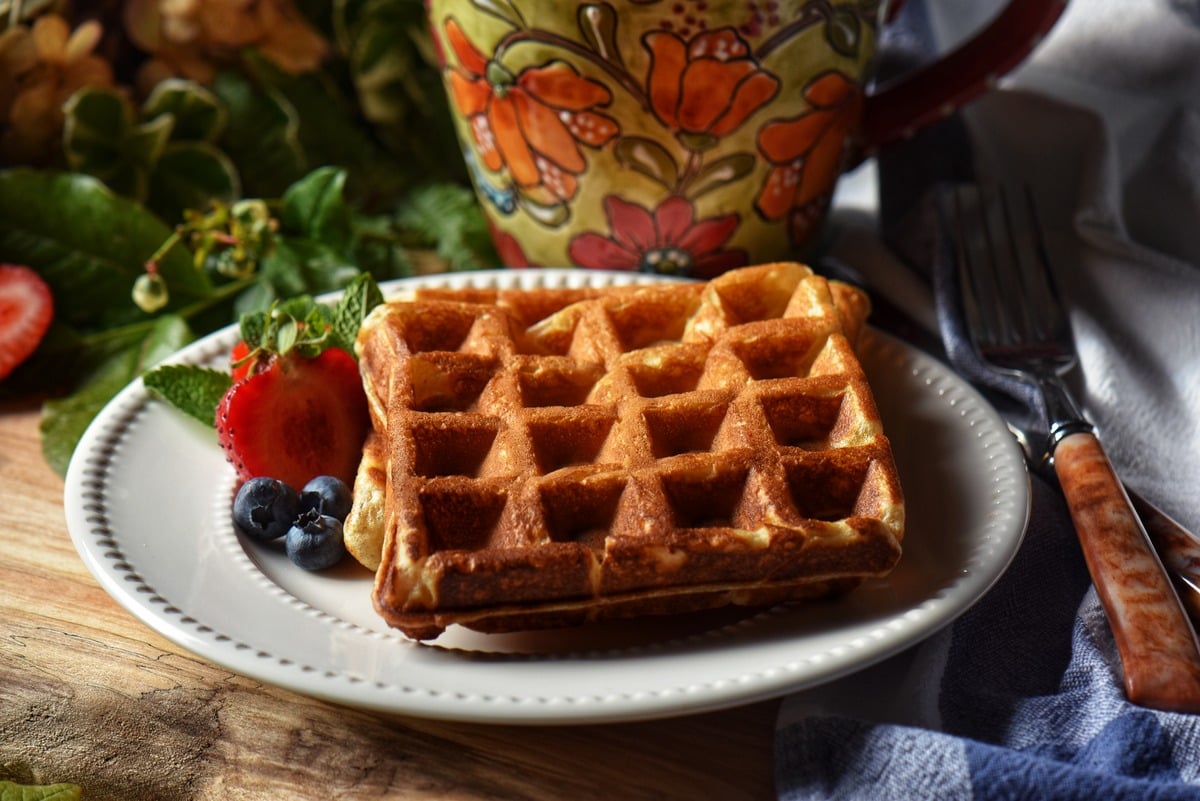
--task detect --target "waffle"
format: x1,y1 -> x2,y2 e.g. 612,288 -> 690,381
347,263 -> 904,639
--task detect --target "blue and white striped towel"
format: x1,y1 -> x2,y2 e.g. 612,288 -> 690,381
776,477 -> 1200,800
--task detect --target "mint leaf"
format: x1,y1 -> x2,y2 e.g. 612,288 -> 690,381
236,297 -> 332,358
238,311 -> 267,349
0,780 -> 82,801
394,182 -> 498,270
331,272 -> 382,354
143,364 -> 233,426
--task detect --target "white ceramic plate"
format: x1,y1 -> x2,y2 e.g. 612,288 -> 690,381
64,269 -> 1029,725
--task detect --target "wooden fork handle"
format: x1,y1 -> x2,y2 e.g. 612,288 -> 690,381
1054,431 -> 1200,712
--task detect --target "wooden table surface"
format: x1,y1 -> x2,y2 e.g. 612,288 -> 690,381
0,402 -> 780,799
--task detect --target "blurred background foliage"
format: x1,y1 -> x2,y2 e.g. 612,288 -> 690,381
0,0 -> 498,473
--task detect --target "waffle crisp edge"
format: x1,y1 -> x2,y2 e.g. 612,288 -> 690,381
347,263 -> 905,640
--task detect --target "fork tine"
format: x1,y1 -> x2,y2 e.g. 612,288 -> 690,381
1009,186 -> 1073,352
994,185 -> 1038,344
982,185 -> 1028,350
956,183 -> 1074,364
954,186 -> 1003,353
955,185 -> 1020,356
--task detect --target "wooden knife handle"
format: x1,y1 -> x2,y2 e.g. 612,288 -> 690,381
1054,431 -> 1200,713
1130,492 -> 1200,628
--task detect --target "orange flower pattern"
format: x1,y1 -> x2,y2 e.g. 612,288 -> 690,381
642,27 -> 779,144
444,18 -> 619,202
431,3 -> 878,275
755,70 -> 862,242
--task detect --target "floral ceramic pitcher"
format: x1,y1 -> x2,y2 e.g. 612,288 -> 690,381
428,0 -> 1065,276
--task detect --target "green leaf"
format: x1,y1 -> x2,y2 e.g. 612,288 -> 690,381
239,311 -> 267,348
257,239 -> 308,298
614,136 -> 679,189
124,115 -> 175,175
338,0 -> 431,126
62,87 -> 137,177
147,142 -> 240,223
330,272 -> 383,353
394,182 -> 498,270
233,279 -> 277,318
213,71 -> 307,198
62,87 -> 175,203
0,780 -> 82,801
41,315 -> 194,477
143,78 -> 228,142
143,364 -> 232,426
352,212 -> 413,281
0,169 -> 210,331
240,53 -> 413,205
280,167 -> 352,251
236,296 -> 335,358
335,0 -> 463,169
260,238 -> 358,298
276,317 -> 299,354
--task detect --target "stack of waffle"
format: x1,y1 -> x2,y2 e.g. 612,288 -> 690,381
344,263 -> 904,640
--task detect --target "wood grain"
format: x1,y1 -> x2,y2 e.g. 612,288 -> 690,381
1053,431 -> 1200,713
0,404 -> 779,799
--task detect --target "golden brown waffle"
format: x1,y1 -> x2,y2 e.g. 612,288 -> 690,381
348,263 -> 904,639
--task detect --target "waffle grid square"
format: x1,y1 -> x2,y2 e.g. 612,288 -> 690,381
350,264 -> 905,639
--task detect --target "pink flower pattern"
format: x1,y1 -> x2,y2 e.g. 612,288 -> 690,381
568,195 -> 747,278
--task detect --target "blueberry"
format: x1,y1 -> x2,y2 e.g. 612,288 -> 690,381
232,477 -> 300,542
285,510 -> 346,570
299,475 -> 353,521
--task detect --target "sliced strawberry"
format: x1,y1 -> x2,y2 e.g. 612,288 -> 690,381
216,347 -> 369,490
0,264 -> 53,381
229,340 -> 253,383
229,340 -> 280,382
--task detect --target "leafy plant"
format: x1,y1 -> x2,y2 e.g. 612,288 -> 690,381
63,81 -> 240,223
1,159 -> 494,475
0,1 -> 500,475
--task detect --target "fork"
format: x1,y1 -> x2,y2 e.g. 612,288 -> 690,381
950,184 -> 1200,713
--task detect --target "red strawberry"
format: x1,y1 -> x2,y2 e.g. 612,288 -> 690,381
228,340 -> 276,383
0,264 -> 53,381
216,347 -> 369,490
229,340 -> 253,383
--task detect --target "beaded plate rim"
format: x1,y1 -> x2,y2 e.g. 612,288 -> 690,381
63,268 -> 1030,725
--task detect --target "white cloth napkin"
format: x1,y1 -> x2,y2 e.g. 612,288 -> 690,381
835,0 -> 1200,531
971,2 -> 1200,534
776,1 -> 1200,797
